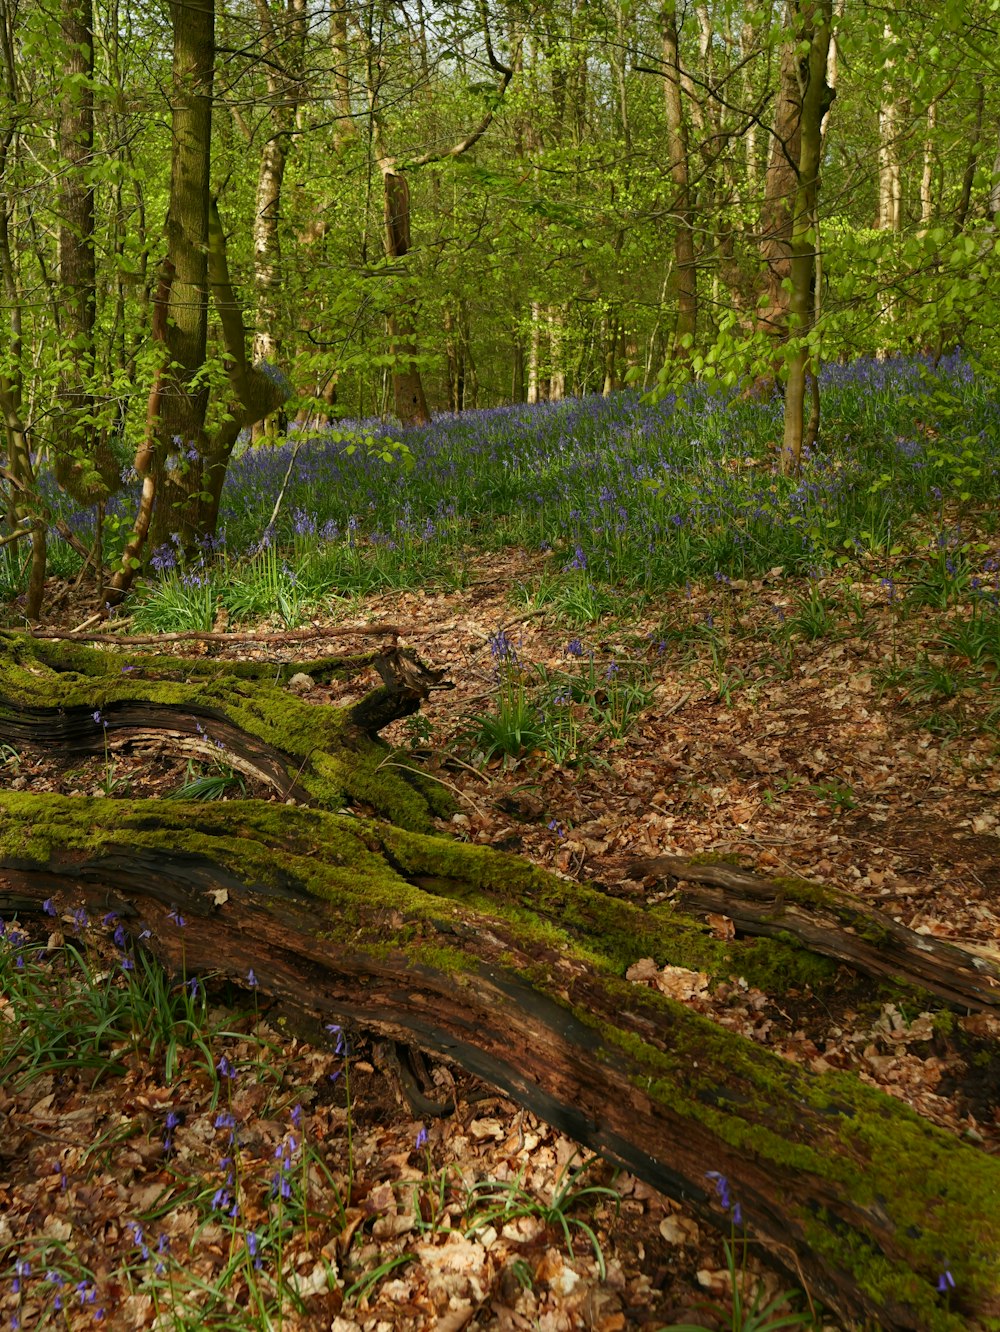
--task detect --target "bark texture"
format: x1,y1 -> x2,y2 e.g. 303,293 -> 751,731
778,0 -> 833,475
250,0 -> 307,385
54,0 -> 119,506
661,0 -> 697,356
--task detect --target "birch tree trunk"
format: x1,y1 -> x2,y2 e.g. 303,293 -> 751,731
548,305 -> 566,401
741,11 -> 759,199
877,28 -> 902,233
249,0 -> 306,441
527,300 -> 546,404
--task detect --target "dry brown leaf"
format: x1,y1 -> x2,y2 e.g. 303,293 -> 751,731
706,913 -> 735,941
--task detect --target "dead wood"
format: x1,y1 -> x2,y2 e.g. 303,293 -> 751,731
27,622 -> 404,646
631,855 -> 1000,1013
0,634 -> 450,828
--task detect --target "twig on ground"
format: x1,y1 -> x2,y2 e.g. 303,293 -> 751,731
376,755 -> 488,818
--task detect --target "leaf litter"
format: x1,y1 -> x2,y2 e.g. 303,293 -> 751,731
3,538 -> 1000,1330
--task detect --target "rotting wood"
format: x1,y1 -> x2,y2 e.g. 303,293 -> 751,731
1,633 -> 999,1329
0,634 -> 451,829
27,622 -> 404,646
630,855 -> 1000,1013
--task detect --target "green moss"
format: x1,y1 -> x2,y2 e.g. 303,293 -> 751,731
931,1009 -> 956,1036
0,635 -> 437,829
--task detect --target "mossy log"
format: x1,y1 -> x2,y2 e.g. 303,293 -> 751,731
0,632 -> 449,830
632,855 -> 1000,1013
1,635 -> 1000,1330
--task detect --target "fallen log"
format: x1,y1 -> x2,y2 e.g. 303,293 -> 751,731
631,855 -> 1000,1012
1,634 -> 999,1329
0,632 -> 449,828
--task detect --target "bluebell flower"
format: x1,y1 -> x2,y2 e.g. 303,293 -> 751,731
326,1022 -> 348,1056
489,629 -> 517,663
706,1171 -> 730,1210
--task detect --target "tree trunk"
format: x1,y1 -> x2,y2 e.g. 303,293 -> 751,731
250,0 -> 306,443
954,75 -> 985,235
920,99 -> 937,233
330,3 -> 355,152
147,0 -> 215,554
111,9 -> 289,595
54,0 -> 117,506
661,0 -> 697,357
757,24 -> 804,346
358,7 -> 514,428
511,324 -> 525,402
0,0 -> 45,619
876,26 -> 902,234
741,10 -> 759,199
778,2 -> 834,476
3,632 -> 1000,1330
602,307 -> 619,396
382,169 -> 432,428
877,110 -> 902,232
443,303 -> 464,412
548,305 -> 566,401
527,300 -> 547,404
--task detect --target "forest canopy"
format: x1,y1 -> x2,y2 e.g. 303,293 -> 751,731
1,0 -> 999,617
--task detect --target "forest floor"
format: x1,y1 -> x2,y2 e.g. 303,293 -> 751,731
3,536 -> 1000,1331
